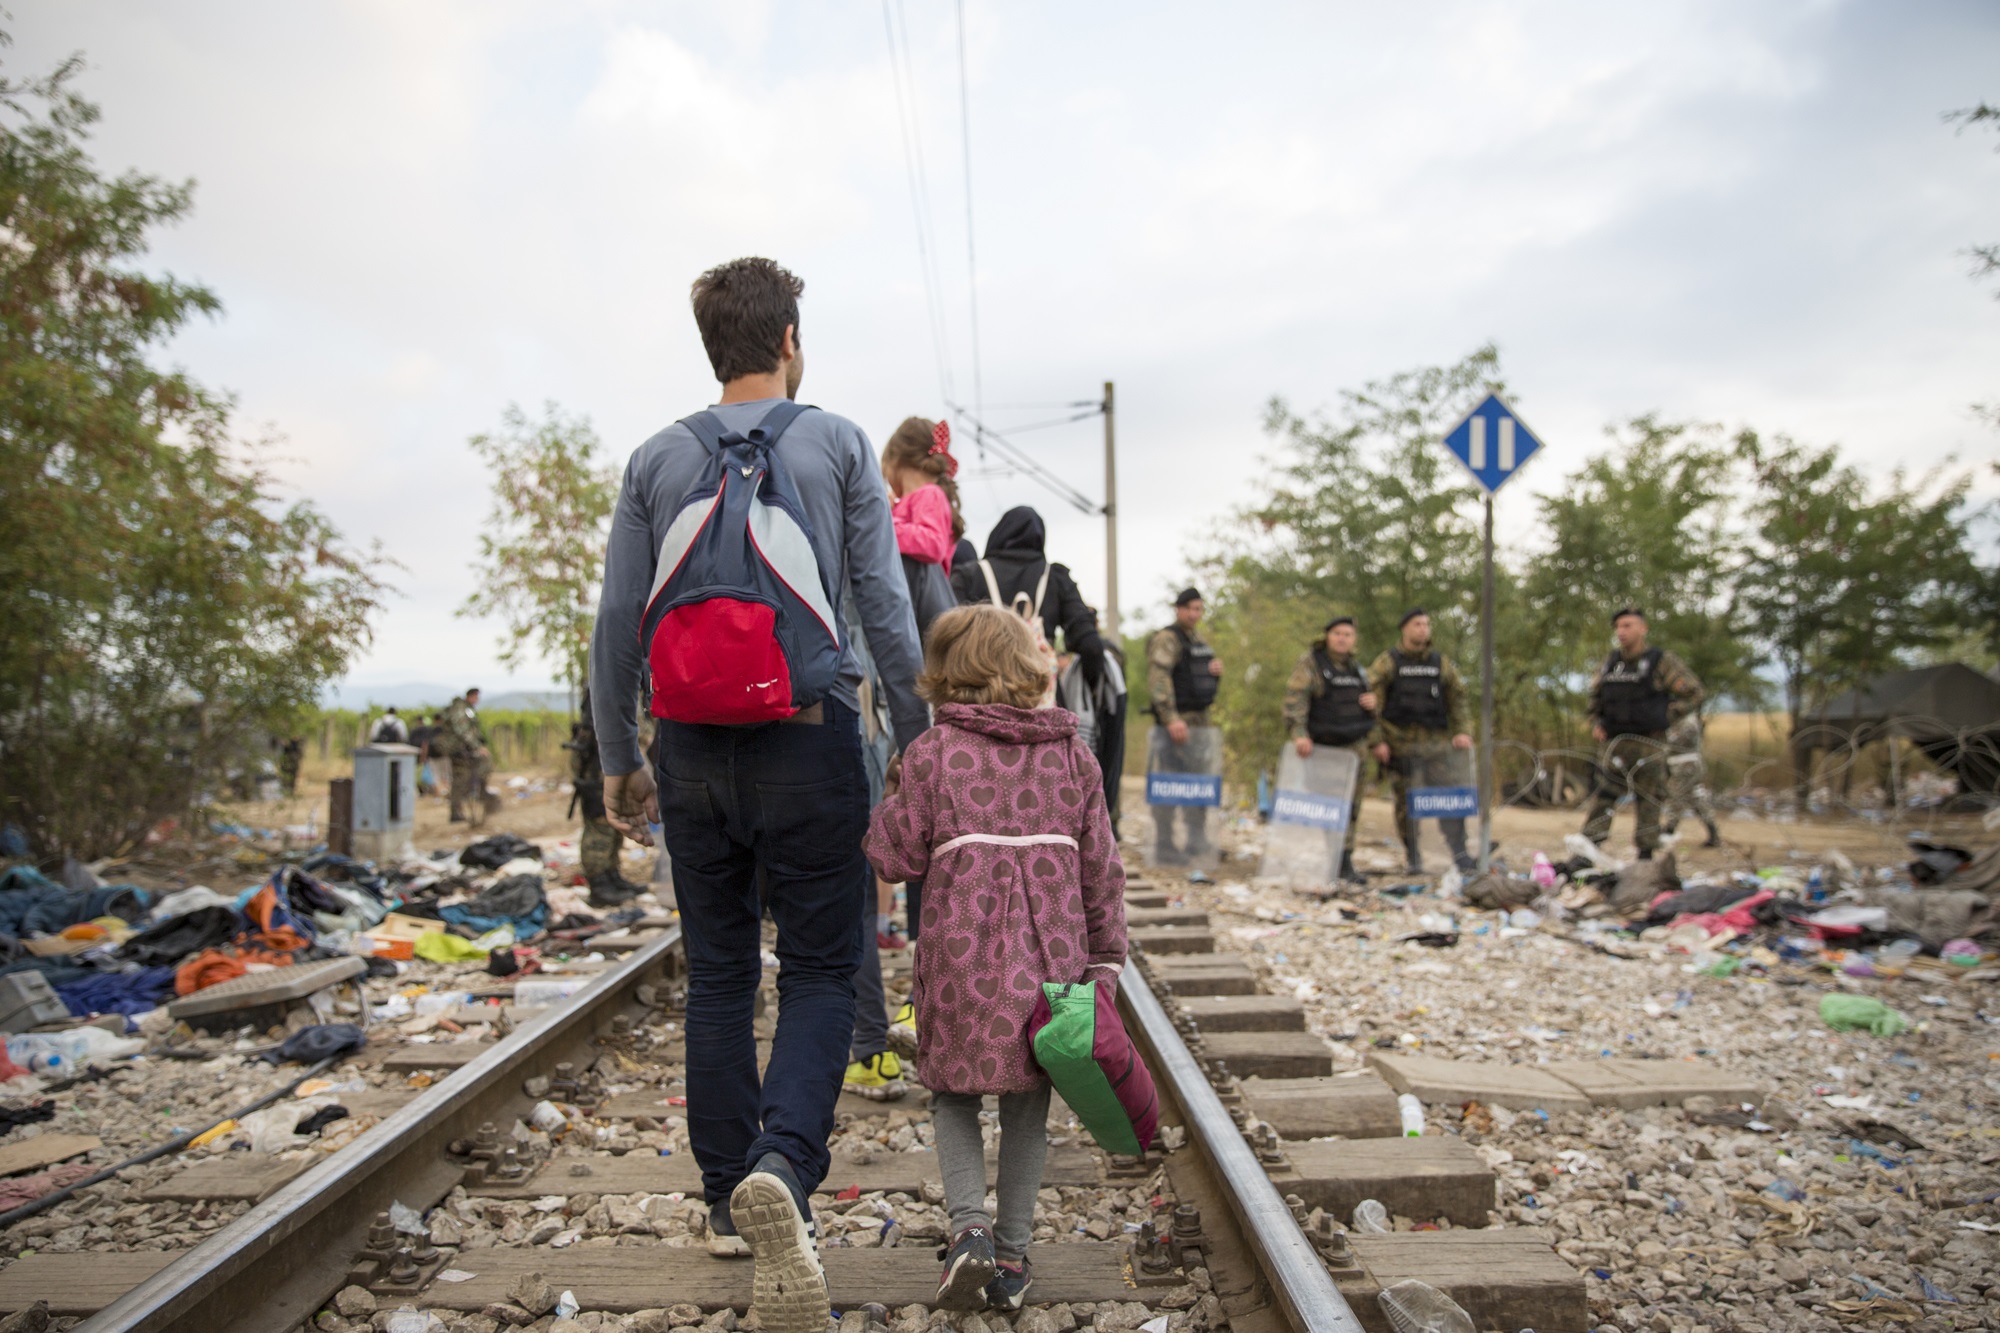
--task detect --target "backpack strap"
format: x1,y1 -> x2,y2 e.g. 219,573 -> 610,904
978,559 -> 1005,607
680,401 -> 815,456
1031,565 -> 1051,618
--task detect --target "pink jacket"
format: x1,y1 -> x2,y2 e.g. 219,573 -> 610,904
865,702 -> 1127,1095
891,484 -> 955,569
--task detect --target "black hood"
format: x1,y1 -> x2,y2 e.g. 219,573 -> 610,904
983,506 -> 1046,559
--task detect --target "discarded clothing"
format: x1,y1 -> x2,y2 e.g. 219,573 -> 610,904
1605,854 -> 1681,916
436,874 -> 547,936
174,949 -> 249,996
261,1023 -> 367,1065
54,966 -> 176,1016
0,866 -> 150,937
413,930 -> 488,963
0,1160 -> 94,1211
1883,889 -> 1995,950
119,906 -> 241,968
0,1101 -> 56,1136
148,886 -> 233,922
1820,994 -> 1909,1036
294,1104 -> 350,1136
1645,883 -> 1758,926
458,834 -> 542,870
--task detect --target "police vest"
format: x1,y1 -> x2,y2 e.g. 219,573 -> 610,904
1380,649 -> 1448,730
1306,649 -> 1373,745
1170,625 -> 1219,715
1598,648 -> 1670,735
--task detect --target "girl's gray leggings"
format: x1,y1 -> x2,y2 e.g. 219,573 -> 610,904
929,1085 -> 1052,1262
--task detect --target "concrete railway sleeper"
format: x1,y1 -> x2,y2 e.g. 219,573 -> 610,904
7,875 -> 1588,1333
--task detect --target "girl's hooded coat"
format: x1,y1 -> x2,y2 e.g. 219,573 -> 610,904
864,702 -> 1127,1095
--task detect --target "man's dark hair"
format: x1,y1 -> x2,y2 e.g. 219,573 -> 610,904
690,258 -> 804,384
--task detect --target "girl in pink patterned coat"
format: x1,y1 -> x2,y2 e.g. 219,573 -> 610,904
864,604 -> 1127,1311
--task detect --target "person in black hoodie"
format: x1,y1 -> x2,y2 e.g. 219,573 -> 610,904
952,507 -> 1107,688
953,506 -> 1123,821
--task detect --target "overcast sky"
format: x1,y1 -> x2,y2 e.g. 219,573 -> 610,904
13,2 -> 1999,698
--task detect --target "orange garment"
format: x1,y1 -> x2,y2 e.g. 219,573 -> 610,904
175,949 -> 247,996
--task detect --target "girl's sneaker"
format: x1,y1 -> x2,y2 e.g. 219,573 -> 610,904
985,1257 -> 1033,1311
842,1051 -> 908,1102
936,1225 -> 997,1310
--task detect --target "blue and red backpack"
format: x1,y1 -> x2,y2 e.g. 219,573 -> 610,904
640,402 -> 843,725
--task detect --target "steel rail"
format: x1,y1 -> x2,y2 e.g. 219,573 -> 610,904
80,925 -> 682,1333
1118,965 -> 1366,1333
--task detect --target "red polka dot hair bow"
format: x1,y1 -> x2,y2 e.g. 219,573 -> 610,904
928,419 -> 958,477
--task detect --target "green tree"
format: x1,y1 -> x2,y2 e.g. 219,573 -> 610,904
458,402 -> 617,697
1523,417 -> 1761,718
1196,347 -> 1500,781
1736,434 -> 1981,798
1946,102 -> 1999,293
0,43 -> 387,858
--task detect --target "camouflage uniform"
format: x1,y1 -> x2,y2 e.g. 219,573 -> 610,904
1367,647 -> 1473,867
1147,624 -> 1221,860
1282,647 -> 1375,860
569,688 -> 640,903
443,697 -> 491,827
1580,647 -> 1703,856
1661,714 -> 1720,847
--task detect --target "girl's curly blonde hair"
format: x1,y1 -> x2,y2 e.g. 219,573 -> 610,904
918,604 -> 1049,709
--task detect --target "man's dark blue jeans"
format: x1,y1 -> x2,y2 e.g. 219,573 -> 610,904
655,699 -> 869,1204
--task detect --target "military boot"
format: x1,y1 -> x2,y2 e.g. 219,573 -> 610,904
1338,851 -> 1367,886
588,873 -> 641,909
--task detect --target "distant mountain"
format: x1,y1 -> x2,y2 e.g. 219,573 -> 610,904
480,690 -> 576,713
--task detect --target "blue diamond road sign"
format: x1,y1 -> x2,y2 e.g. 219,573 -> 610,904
1443,393 -> 1543,495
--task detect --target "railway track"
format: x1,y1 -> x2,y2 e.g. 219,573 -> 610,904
5,875 -> 1588,1333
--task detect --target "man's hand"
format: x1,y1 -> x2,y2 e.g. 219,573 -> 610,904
1451,733 -> 1473,750
1294,737 -> 1313,758
1592,724 -> 1607,742
883,753 -> 904,801
1208,658 -> 1224,678
1168,719 -> 1190,745
1371,742 -> 1391,764
1358,691 -> 1378,712
604,769 -> 661,847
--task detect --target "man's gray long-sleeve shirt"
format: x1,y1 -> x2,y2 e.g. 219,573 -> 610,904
590,397 -> 929,775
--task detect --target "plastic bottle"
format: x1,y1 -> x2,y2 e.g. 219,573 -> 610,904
514,977 -> 589,1009
1876,939 -> 1921,976
414,991 -> 472,1017
6,1028 -> 145,1069
1437,869 -> 1463,900
1352,1199 -> 1391,1233
1398,1094 -> 1424,1138
1375,1278 -> 1474,1333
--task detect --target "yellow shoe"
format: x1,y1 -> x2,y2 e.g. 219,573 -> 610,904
843,1051 -> 908,1102
887,1002 -> 918,1059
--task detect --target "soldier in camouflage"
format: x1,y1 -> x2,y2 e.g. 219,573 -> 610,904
1580,608 -> 1704,860
1282,616 -> 1378,885
444,688 -> 493,828
1367,609 -> 1476,874
570,687 -> 644,907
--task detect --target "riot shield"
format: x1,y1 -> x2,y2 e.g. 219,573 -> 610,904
1142,725 -> 1223,870
1258,744 -> 1360,891
1405,745 -> 1478,821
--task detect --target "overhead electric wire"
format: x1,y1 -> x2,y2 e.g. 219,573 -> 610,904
881,0 -> 955,404
955,0 -> 985,451
948,400 -> 1102,515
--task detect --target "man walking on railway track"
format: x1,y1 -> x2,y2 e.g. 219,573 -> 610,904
1580,608 -> 1703,860
592,257 -> 927,1333
1369,609 -> 1476,875
1284,615 -> 1378,885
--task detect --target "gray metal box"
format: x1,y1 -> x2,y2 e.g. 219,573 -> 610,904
0,972 -> 71,1033
351,742 -> 418,863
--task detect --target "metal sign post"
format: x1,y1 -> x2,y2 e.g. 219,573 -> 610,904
1440,393 -> 1545,874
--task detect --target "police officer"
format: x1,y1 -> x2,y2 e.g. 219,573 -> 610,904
444,688 -> 493,828
1368,609 -> 1475,874
1283,616 -> 1378,885
1581,608 -> 1703,860
1147,587 -> 1223,865
569,687 -> 645,907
